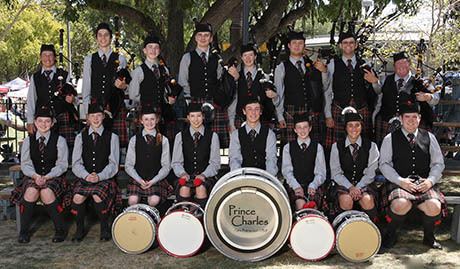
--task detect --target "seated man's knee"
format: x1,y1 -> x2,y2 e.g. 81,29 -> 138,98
148,195 -> 161,207
179,186 -> 191,197
128,196 -> 139,206
359,194 -> 375,210
391,198 -> 412,214
195,185 -> 207,199
39,188 -> 56,204
23,187 -> 39,202
92,195 -> 102,203
339,194 -> 353,210
420,199 -> 442,216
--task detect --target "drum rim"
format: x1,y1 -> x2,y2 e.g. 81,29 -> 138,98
289,214 -> 335,261
335,217 -> 381,262
156,211 -> 205,258
332,210 -> 369,228
124,204 -> 161,224
112,209 -> 157,254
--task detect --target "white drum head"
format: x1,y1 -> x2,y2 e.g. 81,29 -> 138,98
112,210 -> 156,254
290,215 -> 335,261
157,211 -> 205,257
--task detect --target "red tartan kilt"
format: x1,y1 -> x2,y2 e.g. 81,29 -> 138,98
159,120 -> 177,145
325,103 -> 372,149
285,183 -> 329,212
374,114 -> 390,146
281,105 -> 323,144
73,178 -> 122,215
56,112 -> 78,147
127,179 -> 173,201
10,176 -> 72,208
112,108 -> 128,147
191,98 -> 230,148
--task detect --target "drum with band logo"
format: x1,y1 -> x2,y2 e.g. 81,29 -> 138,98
112,204 -> 161,254
157,202 -> 205,258
205,168 -> 292,262
290,208 -> 335,261
332,210 -> 381,262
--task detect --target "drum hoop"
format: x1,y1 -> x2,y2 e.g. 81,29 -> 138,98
166,201 -> 204,216
294,208 -> 325,220
157,211 -> 205,258
112,209 -> 157,254
289,215 -> 335,261
124,204 -> 161,224
332,210 -> 368,228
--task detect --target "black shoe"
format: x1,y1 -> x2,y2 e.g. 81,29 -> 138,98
423,238 -> 442,249
18,233 -> 30,244
52,229 -> 67,243
72,227 -> 85,242
382,230 -> 398,249
100,231 -> 111,241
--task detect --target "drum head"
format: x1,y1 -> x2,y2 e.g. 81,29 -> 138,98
336,218 -> 381,262
290,215 -> 335,261
157,211 -> 205,257
112,210 -> 156,254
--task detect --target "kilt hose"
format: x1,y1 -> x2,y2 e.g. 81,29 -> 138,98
191,97 -> 229,148
127,178 -> 173,201
72,178 -> 122,216
325,103 -> 372,149
10,176 -> 72,209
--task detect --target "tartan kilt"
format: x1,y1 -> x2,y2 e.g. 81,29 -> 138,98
112,107 -> 128,147
191,98 -> 230,148
56,112 -> 78,148
325,103 -> 372,149
281,105 -> 323,144
175,176 -> 216,196
73,179 -> 122,215
374,114 -> 390,146
127,179 -> 173,201
10,176 -> 72,208
159,119 -> 177,146
285,183 -> 329,213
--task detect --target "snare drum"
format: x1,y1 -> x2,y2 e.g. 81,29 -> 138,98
332,210 -> 381,262
112,204 -> 161,254
290,209 -> 335,261
157,202 -> 205,258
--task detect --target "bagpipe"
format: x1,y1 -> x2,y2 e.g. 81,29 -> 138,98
157,55 -> 183,122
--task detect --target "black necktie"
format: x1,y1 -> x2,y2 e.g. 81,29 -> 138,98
296,60 -> 304,76
397,78 -> 404,90
350,143 -> 359,162
200,52 -> 207,65
38,136 -> 46,153
407,133 -> 416,148
249,129 -> 257,142
43,70 -> 52,82
92,132 -> 99,146
347,59 -> 353,73
301,142 -> 307,152
193,132 -> 201,147
145,134 -> 154,145
246,71 -> 253,89
101,54 -> 107,67
152,64 -> 160,79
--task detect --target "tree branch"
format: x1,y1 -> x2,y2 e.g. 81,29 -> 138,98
252,0 -> 289,43
0,0 -> 33,42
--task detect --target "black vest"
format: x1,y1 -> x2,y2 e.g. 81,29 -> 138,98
332,57 -> 367,107
337,138 -> 371,185
139,63 -> 165,106
90,52 -> 119,104
238,125 -> 269,169
289,140 -> 318,186
188,51 -> 219,100
182,128 -> 213,176
283,59 -> 324,112
33,69 -> 69,112
391,129 -> 431,178
29,132 -> 59,176
134,132 -> 162,180
380,74 -> 417,121
81,128 -> 112,174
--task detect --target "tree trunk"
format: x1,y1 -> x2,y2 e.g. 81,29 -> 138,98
165,0 -> 184,75
229,2 -> 243,50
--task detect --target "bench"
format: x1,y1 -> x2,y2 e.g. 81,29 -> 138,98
446,196 -> 460,243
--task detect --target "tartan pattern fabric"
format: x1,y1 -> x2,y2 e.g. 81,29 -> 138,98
285,183 -> 329,213
112,107 -> 128,147
72,178 -> 122,215
281,105 -> 323,145
159,119 -> 177,147
10,176 -> 72,208
374,115 -> 390,146
191,97 -> 230,148
56,112 -> 78,147
325,103 -> 372,149
127,178 -> 173,201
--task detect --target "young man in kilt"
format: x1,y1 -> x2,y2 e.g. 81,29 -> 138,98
125,104 -> 172,207
55,83 -> 80,152
227,43 -> 277,131
323,32 -> 380,150
11,106 -> 70,243
274,30 -> 327,146
379,102 -> 445,250
81,22 -> 129,147
71,103 -> 121,242
178,22 -> 229,148
171,103 -> 220,209
25,44 -> 70,134
281,113 -> 328,211
128,34 -> 178,145
373,51 -> 439,146
229,97 -> 278,176
330,108 -> 379,221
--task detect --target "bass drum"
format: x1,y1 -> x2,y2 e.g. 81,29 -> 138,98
205,168 -> 291,262
332,210 -> 381,262
112,204 -> 161,254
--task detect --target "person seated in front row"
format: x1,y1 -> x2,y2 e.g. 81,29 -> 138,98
379,101 -> 445,250
70,102 -> 120,242
124,104 -> 172,207
171,103 -> 221,209
281,113 -> 327,211
11,105 -> 69,243
330,108 -> 379,222
229,97 -> 278,176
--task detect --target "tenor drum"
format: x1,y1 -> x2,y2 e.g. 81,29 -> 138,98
290,209 -> 335,261
205,168 -> 292,262
112,204 -> 161,254
157,202 -> 205,258
332,210 -> 381,262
